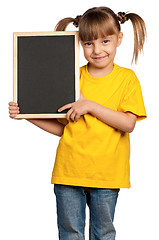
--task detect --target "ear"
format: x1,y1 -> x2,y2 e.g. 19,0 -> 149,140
117,32 -> 123,47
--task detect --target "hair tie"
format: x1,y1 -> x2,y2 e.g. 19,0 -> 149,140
73,15 -> 82,28
117,12 -> 129,24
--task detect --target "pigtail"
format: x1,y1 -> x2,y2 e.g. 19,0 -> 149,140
54,17 -> 74,31
127,13 -> 146,64
54,15 -> 82,31
117,12 -> 147,64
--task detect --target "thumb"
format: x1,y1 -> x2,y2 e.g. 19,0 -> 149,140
80,91 -> 85,99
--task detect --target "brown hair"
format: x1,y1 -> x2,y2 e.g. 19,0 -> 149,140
55,6 -> 146,64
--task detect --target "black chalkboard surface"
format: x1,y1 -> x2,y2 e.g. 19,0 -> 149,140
13,31 -> 80,119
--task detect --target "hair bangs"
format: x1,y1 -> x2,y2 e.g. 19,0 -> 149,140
79,11 -> 117,41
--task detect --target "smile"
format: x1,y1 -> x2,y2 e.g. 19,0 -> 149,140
92,56 -> 107,60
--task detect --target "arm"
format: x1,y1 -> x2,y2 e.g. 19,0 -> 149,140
9,102 -> 64,137
89,101 -> 137,133
57,93 -> 137,133
27,119 -> 64,137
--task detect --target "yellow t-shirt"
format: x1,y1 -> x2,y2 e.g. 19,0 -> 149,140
51,63 -> 147,188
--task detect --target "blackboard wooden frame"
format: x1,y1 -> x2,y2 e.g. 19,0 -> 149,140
13,31 -> 80,119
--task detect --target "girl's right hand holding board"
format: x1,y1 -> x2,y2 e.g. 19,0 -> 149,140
8,102 -> 20,119
8,102 -> 64,136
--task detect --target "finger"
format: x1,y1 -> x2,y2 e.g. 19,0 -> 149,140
80,92 -> 84,99
70,111 -> 76,121
9,109 -> 20,114
80,90 -> 84,97
80,92 -> 86,100
9,102 -> 18,106
9,106 -> 19,110
9,109 -> 19,114
58,105 -> 71,112
66,108 -> 74,121
10,113 -> 18,118
75,114 -> 80,122
58,103 -> 73,112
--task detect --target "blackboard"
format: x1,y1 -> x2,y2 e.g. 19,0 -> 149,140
13,31 -> 80,119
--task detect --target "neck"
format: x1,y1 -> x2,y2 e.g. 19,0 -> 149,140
87,62 -> 114,78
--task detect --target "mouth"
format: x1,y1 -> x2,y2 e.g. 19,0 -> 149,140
92,55 -> 107,60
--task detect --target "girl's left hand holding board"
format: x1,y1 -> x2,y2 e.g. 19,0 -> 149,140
58,91 -> 92,122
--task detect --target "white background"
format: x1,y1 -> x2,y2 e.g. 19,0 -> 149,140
1,0 -> 158,239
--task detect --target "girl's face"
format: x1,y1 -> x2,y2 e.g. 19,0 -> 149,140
81,32 -> 123,70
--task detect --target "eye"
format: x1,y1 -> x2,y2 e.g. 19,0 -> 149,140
84,42 -> 92,46
103,40 -> 109,44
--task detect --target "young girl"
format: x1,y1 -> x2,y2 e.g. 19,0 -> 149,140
9,6 -> 147,240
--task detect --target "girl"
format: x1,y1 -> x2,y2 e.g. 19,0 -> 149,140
9,6 -> 147,240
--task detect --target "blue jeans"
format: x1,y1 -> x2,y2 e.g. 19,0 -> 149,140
54,184 -> 120,240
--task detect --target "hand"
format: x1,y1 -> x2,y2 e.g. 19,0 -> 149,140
58,92 -> 91,122
8,102 -> 20,119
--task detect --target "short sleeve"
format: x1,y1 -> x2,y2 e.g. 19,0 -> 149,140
118,71 -> 147,121
57,118 -> 68,126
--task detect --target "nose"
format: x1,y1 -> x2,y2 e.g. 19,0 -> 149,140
93,43 -> 102,55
